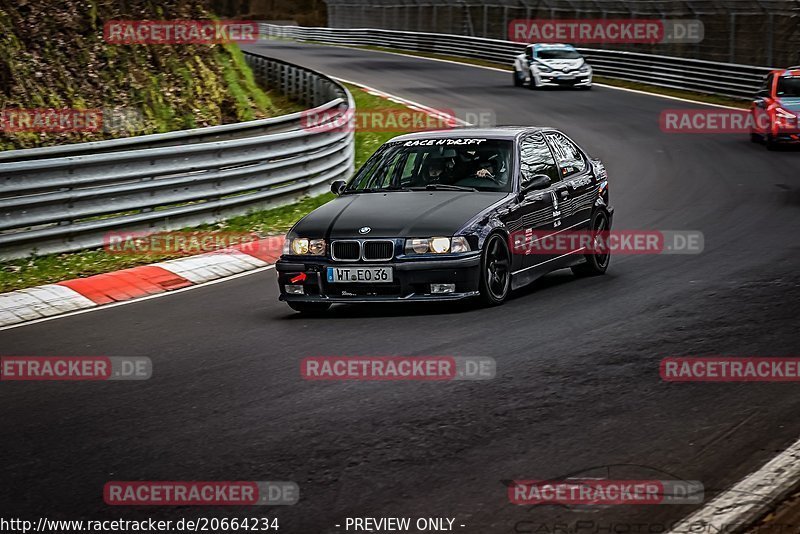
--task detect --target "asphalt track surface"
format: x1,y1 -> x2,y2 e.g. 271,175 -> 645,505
2,41 -> 800,533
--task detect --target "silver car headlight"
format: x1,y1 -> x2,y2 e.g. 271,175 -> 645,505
405,237 -> 470,255
285,237 -> 326,255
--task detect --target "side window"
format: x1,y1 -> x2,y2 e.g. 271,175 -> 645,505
545,132 -> 586,178
399,153 -> 421,185
519,133 -> 559,185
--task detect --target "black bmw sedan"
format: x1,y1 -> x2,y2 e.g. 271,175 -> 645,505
276,127 -> 613,313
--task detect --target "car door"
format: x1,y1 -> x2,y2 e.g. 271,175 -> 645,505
508,132 -> 561,273
544,131 -> 596,233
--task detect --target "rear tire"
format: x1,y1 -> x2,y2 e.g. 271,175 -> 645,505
750,132 -> 762,143
288,302 -> 331,314
479,234 -> 511,306
571,210 -> 610,277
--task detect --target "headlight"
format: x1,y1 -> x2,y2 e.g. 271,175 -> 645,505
579,64 -> 591,73
405,237 -> 471,254
535,62 -> 553,73
288,237 -> 326,255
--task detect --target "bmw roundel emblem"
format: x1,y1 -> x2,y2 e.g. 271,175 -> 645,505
359,226 -> 371,235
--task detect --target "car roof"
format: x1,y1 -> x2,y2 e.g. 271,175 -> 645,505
768,67 -> 800,77
390,126 -> 554,143
528,43 -> 577,50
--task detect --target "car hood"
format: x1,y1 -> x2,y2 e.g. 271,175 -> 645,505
537,57 -> 585,71
777,97 -> 800,111
292,191 -> 509,239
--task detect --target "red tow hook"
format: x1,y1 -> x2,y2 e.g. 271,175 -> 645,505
289,273 -> 307,284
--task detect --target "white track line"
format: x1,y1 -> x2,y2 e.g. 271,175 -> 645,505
307,41 -> 743,110
668,435 -> 800,533
0,265 -> 275,332
335,76 -> 473,126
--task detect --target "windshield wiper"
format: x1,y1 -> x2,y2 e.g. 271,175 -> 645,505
343,186 -> 411,194
411,184 -> 478,192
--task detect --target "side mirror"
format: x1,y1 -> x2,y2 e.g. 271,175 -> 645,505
330,180 -> 347,195
521,174 -> 551,194
525,48 -> 533,61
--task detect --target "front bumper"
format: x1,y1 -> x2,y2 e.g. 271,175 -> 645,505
276,253 -> 481,303
535,71 -> 592,87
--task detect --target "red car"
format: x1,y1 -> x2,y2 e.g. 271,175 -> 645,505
751,66 -> 800,149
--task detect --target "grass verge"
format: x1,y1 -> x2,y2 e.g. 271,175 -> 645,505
0,83 -> 412,293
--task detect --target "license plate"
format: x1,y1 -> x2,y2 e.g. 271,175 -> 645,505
327,266 -> 393,283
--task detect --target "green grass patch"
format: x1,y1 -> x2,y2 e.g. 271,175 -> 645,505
0,82 -> 414,292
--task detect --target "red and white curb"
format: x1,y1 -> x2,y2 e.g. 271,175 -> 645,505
0,237 -> 284,328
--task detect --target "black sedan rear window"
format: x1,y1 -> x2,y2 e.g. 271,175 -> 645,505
347,139 -> 514,192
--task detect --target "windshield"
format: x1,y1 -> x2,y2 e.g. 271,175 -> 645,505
776,76 -> 800,98
347,139 -> 514,193
537,49 -> 581,60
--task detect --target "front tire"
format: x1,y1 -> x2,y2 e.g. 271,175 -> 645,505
479,234 -> 511,306
513,70 -> 523,87
528,72 -> 540,90
571,210 -> 610,277
287,302 -> 331,314
766,134 -> 779,151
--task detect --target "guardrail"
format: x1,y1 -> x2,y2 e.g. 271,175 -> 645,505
263,24 -> 773,99
0,52 -> 355,261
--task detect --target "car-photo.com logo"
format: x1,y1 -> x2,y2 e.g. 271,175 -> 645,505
301,356 -> 496,381
509,19 -> 703,44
